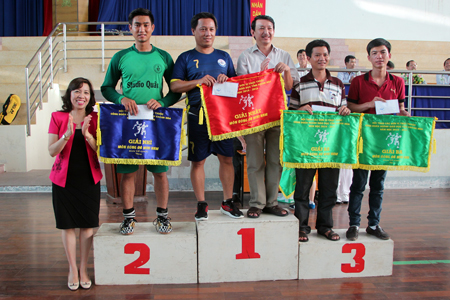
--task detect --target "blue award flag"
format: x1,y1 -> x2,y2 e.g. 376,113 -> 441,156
97,104 -> 186,166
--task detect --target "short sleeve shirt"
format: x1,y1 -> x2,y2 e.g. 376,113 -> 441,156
348,71 -> 405,114
171,48 -> 236,115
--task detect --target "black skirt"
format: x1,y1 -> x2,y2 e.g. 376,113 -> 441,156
52,129 -> 100,229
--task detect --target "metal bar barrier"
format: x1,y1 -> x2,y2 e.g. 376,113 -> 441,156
23,22 -> 450,135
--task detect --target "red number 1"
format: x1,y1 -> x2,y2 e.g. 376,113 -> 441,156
124,243 -> 150,274
341,243 -> 365,273
236,228 -> 261,259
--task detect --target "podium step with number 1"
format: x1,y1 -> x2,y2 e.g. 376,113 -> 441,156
197,210 -> 299,283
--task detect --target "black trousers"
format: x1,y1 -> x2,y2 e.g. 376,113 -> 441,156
232,138 -> 243,195
294,168 -> 339,234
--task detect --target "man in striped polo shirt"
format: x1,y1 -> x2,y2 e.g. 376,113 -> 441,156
289,39 -> 350,242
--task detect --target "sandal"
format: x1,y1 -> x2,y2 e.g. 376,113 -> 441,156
299,231 -> 309,242
262,205 -> 288,217
319,229 -> 340,241
247,207 -> 262,218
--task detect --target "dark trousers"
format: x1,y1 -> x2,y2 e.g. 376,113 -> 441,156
348,169 -> 387,227
232,138 -> 243,195
294,168 -> 339,234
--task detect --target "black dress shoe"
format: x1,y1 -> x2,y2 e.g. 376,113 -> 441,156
346,226 -> 359,241
366,225 -> 390,240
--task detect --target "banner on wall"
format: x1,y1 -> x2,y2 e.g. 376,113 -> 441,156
280,111 -> 436,172
200,69 -> 287,141
97,104 -> 186,166
250,0 -> 266,24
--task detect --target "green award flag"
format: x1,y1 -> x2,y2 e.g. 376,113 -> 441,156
280,111 -> 362,169
279,167 -> 296,199
358,114 -> 436,172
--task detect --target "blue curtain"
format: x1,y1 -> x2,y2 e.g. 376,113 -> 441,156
346,84 -> 450,129
407,85 -> 450,129
0,0 -> 44,36
97,0 -> 251,36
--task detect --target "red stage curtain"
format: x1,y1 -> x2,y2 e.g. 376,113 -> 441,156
42,0 -> 52,36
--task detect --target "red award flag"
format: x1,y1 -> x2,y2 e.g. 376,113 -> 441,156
200,69 -> 287,141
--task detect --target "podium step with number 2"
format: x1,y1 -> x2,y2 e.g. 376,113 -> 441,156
94,222 -> 197,285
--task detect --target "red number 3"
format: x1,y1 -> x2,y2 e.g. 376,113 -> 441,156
341,243 -> 365,273
124,243 -> 150,275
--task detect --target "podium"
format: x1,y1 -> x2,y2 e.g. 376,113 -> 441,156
299,229 -> 394,279
197,210 -> 299,283
94,222 -> 197,285
93,214 -> 394,284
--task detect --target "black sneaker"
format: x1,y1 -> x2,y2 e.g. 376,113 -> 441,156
153,215 -> 173,234
346,225 -> 359,241
289,203 -> 295,210
366,225 -> 390,240
231,194 -> 242,209
220,199 -> 244,219
120,218 -> 136,235
195,202 -> 209,221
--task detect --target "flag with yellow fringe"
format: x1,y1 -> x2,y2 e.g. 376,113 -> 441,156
358,114 -> 436,172
280,111 -> 436,172
280,111 -> 362,169
200,69 -> 287,141
97,104 -> 186,166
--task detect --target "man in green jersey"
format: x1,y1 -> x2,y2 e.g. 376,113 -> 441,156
101,8 -> 180,235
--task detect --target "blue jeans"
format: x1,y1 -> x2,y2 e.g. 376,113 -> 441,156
348,169 -> 387,227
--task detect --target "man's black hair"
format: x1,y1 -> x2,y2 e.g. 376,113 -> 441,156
366,38 -> 391,55
251,15 -> 275,31
128,8 -> 154,25
191,12 -> 218,30
345,55 -> 356,64
297,49 -> 306,56
305,39 -> 330,58
387,61 -> 395,69
444,58 -> 450,66
406,60 -> 415,67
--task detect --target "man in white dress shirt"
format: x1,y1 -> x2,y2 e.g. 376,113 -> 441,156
337,55 -> 360,84
436,58 -> 450,85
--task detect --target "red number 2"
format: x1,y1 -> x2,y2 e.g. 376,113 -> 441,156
124,243 -> 150,274
236,228 -> 261,259
341,243 -> 365,273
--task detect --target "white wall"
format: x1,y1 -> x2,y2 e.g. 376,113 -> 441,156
26,84 -> 61,171
0,125 -> 27,171
268,0 -> 450,42
0,84 -> 60,172
385,128 -> 450,189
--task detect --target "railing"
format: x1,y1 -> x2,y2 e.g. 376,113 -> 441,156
25,23 -> 450,135
24,21 -> 130,136
303,67 -> 450,124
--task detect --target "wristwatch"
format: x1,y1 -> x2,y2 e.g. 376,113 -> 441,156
62,134 -> 70,141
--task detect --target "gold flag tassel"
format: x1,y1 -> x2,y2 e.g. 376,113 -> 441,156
279,110 -> 285,166
96,103 -> 102,154
181,128 -> 187,146
358,136 -> 363,154
199,107 -> 204,125
433,138 -> 436,154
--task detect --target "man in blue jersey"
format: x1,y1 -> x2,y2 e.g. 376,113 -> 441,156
101,8 -> 181,235
171,12 -> 243,220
